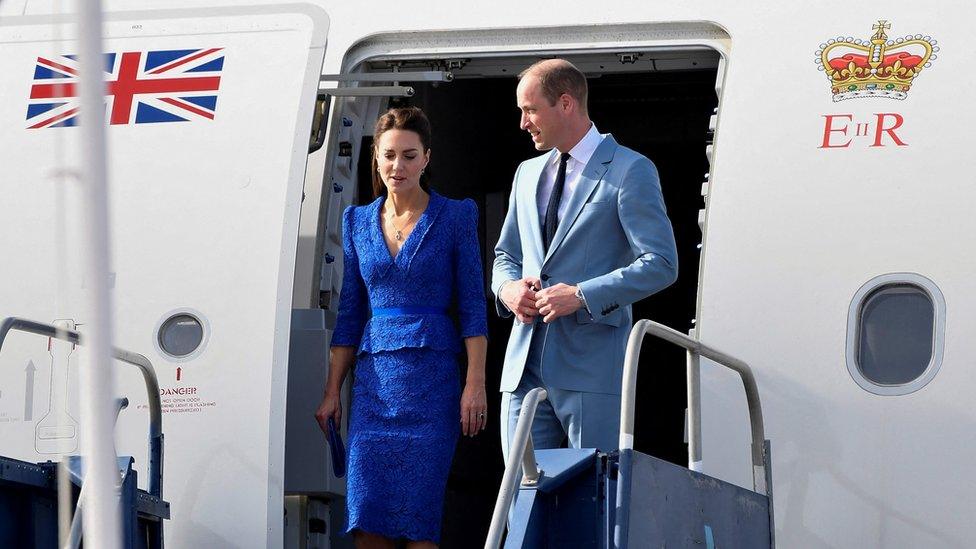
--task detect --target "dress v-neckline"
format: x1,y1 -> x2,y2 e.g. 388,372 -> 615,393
378,194 -> 432,262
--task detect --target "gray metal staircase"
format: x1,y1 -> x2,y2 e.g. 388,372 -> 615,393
0,317 -> 169,548
486,320 -> 775,548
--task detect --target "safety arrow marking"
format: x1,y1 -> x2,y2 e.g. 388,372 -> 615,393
24,360 -> 36,421
176,367 -> 182,382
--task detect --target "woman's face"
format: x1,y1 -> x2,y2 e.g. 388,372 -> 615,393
376,129 -> 430,195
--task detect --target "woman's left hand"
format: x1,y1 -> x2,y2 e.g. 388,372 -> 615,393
460,382 -> 488,437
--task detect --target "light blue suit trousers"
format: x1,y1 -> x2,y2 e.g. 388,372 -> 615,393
499,325 -> 621,459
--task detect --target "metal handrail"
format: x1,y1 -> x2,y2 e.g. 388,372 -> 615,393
0,317 -> 164,499
485,387 -> 548,549
619,319 -> 768,495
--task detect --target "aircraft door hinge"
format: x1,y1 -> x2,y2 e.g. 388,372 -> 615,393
617,52 -> 641,64
319,70 -> 453,97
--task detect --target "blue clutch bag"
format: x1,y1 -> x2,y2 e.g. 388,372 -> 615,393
327,417 -> 346,478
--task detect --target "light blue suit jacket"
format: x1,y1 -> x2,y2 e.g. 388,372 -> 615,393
492,135 -> 678,394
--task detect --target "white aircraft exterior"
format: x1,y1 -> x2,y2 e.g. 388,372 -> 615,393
0,0 -> 970,547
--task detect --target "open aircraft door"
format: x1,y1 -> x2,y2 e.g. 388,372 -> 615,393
0,4 -> 330,547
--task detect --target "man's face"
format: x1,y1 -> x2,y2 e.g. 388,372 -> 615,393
517,74 -> 566,151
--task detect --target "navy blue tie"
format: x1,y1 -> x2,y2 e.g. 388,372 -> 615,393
544,152 -> 571,252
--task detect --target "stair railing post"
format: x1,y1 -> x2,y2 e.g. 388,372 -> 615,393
687,348 -> 702,471
485,387 -> 548,549
617,320 -> 768,495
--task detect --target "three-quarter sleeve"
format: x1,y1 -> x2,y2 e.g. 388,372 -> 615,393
454,199 -> 489,339
330,206 -> 368,348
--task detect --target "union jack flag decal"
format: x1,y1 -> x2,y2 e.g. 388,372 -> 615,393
26,48 -> 224,129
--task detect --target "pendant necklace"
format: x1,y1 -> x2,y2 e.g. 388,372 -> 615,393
388,208 -> 416,242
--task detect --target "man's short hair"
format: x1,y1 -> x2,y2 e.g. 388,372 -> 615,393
519,59 -> 588,114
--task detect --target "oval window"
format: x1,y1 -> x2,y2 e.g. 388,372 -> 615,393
847,274 -> 945,396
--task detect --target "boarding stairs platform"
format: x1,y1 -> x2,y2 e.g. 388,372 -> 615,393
486,320 -> 775,549
0,318 -> 169,549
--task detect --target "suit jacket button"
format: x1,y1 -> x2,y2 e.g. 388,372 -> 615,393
541,274 -> 551,281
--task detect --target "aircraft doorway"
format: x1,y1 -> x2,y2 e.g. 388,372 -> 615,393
346,50 -> 721,546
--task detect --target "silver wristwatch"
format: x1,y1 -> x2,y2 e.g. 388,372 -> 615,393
574,286 -> 588,310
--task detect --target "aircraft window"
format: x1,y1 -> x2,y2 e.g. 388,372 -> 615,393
157,312 -> 207,360
846,274 -> 945,396
858,285 -> 932,382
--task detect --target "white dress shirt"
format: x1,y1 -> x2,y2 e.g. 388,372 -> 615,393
536,124 -> 605,223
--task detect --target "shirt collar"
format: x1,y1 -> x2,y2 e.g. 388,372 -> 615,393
550,123 -> 603,168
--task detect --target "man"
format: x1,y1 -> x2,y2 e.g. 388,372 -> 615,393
492,59 -> 678,459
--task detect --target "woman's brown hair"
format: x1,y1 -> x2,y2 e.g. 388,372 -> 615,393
371,107 -> 432,198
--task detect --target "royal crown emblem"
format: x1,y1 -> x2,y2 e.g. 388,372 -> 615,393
816,20 -> 938,101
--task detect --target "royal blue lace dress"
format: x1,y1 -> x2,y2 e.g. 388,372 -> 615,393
330,191 -> 488,543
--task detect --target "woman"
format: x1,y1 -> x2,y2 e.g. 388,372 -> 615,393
315,107 -> 489,548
